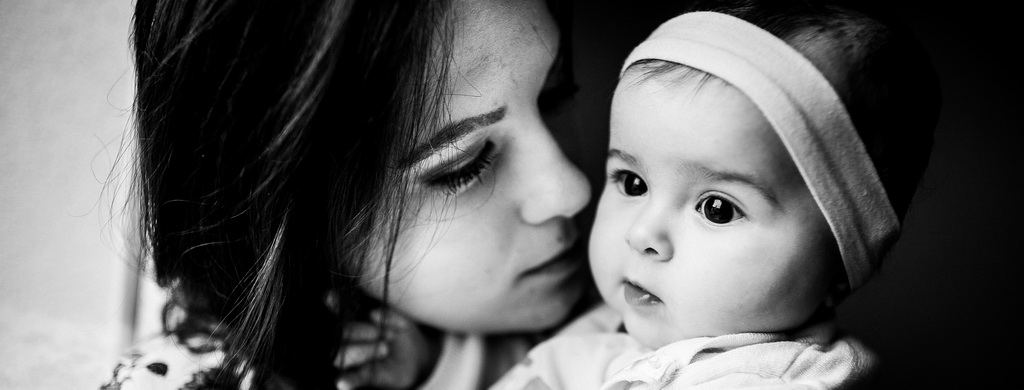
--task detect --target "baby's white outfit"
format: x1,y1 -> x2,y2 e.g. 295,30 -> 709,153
490,304 -> 877,390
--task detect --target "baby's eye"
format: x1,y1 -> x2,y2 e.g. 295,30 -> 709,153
615,171 -> 647,196
697,196 -> 743,224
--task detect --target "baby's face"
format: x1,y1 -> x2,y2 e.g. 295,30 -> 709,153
589,75 -> 840,349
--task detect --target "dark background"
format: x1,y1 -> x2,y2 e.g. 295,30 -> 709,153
561,1 -> 1022,388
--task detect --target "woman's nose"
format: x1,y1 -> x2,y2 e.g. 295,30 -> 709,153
518,128 -> 591,225
626,202 -> 673,261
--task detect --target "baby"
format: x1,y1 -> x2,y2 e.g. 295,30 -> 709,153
491,0 -> 940,389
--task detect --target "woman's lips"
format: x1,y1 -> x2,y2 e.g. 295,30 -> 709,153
521,223 -> 581,277
520,241 -> 583,278
624,280 -> 662,307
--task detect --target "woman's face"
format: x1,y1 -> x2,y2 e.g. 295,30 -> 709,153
362,0 -> 592,333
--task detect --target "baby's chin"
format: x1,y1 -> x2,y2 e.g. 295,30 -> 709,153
620,309 -> 682,350
605,289 -> 709,349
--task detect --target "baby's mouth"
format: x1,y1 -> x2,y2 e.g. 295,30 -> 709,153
623,280 -> 662,307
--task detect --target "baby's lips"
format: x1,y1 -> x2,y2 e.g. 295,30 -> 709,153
624,280 -> 663,307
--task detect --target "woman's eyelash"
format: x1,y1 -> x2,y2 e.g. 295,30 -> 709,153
426,141 -> 497,195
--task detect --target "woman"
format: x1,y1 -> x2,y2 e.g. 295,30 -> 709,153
102,0 -> 592,389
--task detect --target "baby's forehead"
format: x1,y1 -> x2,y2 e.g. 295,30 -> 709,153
612,72 -> 781,157
610,78 -> 806,213
620,61 -> 723,90
616,64 -> 740,113
616,67 -> 749,121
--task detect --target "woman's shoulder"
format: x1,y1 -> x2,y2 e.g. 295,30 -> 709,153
99,332 -> 231,390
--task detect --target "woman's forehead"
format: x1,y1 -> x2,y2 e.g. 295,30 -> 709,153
450,0 -> 558,81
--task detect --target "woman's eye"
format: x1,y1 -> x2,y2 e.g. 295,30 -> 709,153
697,196 -> 743,224
425,141 -> 497,195
615,171 -> 647,196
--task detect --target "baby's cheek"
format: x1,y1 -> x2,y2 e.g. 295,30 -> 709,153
588,214 -> 621,291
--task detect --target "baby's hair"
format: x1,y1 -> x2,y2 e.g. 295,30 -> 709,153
626,0 -> 941,227
624,60 -> 721,92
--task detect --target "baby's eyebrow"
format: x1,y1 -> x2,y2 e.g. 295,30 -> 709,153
692,164 -> 781,208
607,149 -> 641,167
607,149 -> 780,207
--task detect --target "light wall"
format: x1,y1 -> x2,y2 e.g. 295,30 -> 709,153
0,0 -> 142,388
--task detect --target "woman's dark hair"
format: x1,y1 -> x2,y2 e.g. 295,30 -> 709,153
131,0 -> 452,387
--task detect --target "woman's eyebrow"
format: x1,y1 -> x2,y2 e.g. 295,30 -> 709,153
401,105 -> 507,167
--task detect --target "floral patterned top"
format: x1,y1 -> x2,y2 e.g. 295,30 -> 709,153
98,333 -> 240,390
99,300 -> 538,390
99,298 -> 258,390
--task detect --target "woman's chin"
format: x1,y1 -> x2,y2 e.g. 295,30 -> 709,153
409,283 -> 584,333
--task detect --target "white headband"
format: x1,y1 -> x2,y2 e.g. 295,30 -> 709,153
620,12 -> 899,290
